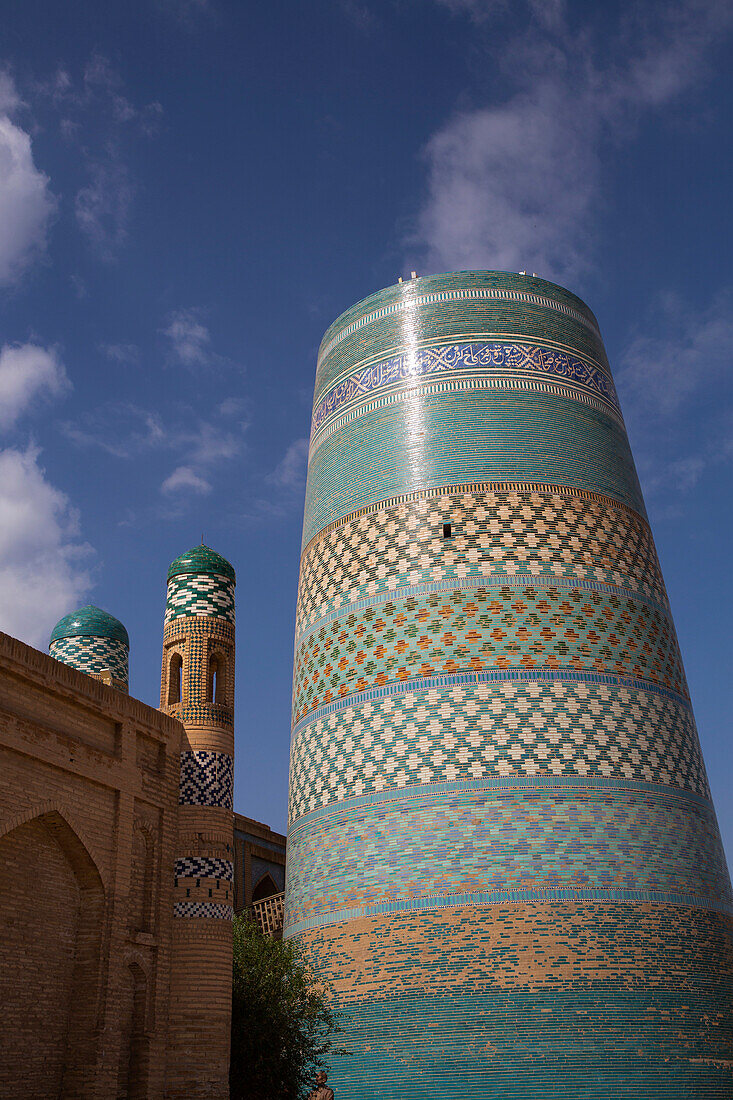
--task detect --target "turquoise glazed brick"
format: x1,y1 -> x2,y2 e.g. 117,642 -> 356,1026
49,604 -> 129,687
285,272 -> 733,1097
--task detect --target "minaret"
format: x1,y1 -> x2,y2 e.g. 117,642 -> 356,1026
286,272 -> 733,1096
161,544 -> 236,1099
49,604 -> 129,691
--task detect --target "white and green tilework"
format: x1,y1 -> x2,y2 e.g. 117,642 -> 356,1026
49,636 -> 129,686
165,572 -> 235,624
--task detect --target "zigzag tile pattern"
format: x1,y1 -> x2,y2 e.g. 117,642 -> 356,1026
165,572 -> 235,625
173,901 -> 233,920
178,750 -> 233,809
174,857 -> 234,882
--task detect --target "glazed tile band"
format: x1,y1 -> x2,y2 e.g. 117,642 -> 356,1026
311,342 -> 621,446
300,481 -> 649,558
317,285 -> 602,368
173,901 -> 233,920
290,666 -> 692,738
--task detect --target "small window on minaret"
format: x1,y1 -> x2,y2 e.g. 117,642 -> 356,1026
443,523 -> 452,539
168,653 -> 183,705
208,654 -> 226,704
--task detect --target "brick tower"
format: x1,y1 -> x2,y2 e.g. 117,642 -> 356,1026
161,544 -> 236,1099
285,272 -> 733,1096
49,604 -> 129,691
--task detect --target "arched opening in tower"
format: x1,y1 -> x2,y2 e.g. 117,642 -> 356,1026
168,652 -> 183,705
207,654 -> 226,704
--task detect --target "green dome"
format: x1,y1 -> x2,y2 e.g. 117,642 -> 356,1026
50,605 -> 129,646
167,544 -> 236,583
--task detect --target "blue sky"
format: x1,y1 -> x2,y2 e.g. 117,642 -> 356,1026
0,0 -> 730,850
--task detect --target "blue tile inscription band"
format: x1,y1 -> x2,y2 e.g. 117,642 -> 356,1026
311,341 -> 621,440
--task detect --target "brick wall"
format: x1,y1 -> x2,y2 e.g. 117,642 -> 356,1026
0,631 -> 182,1099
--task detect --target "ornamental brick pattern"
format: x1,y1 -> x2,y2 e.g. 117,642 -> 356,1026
49,636 -> 129,685
161,545 -> 236,1100
285,271 -> 733,1097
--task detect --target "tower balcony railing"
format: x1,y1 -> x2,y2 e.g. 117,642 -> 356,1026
248,892 -> 285,938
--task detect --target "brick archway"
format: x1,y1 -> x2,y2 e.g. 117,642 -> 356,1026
0,807 -> 106,1098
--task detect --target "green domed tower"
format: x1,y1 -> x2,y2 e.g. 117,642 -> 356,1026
49,605 -> 129,691
161,543 -> 236,1100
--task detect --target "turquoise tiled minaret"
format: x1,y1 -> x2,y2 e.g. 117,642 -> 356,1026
49,605 -> 129,690
285,272 -> 733,1097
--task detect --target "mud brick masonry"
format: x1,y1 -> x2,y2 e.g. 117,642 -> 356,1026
0,545 -> 284,1098
285,271 -> 733,1097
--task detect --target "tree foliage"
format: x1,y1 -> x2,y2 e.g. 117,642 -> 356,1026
230,915 -> 343,1100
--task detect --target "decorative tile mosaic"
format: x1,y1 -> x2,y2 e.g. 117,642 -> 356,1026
174,856 -> 233,882
288,679 -> 708,820
318,282 -> 602,370
317,274 -> 606,396
296,487 -> 666,637
317,988 -> 733,1097
165,571 -> 235,625
292,583 -> 685,721
286,272 -> 733,1099
298,902 -> 733,998
179,750 -> 233,809
173,901 -> 233,920
303,391 -> 646,546
285,780 -> 731,930
312,342 -> 621,445
49,636 -> 129,686
162,615 -> 234,712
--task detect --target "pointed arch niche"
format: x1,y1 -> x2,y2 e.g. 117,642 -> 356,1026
0,807 -> 105,1099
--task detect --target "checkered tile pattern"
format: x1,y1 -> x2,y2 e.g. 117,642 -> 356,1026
289,680 -> 708,820
173,901 -> 233,920
165,572 -> 235,625
179,750 -> 233,809
49,636 -> 129,686
296,489 -> 666,637
174,857 -> 234,882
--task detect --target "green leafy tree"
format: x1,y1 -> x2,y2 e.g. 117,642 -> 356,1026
230,914 -> 344,1100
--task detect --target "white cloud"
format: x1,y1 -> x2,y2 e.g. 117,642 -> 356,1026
61,400 -> 246,502
414,0 -> 733,278
0,343 -> 69,430
62,403 -> 166,458
617,287 -> 733,502
618,289 -> 733,419
0,447 -> 91,649
435,0 -> 565,28
162,308 -> 212,367
0,70 -> 21,114
417,84 -> 597,277
100,342 -> 140,365
0,110 -> 56,285
161,465 -> 212,495
75,158 -> 134,259
267,437 -> 309,491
